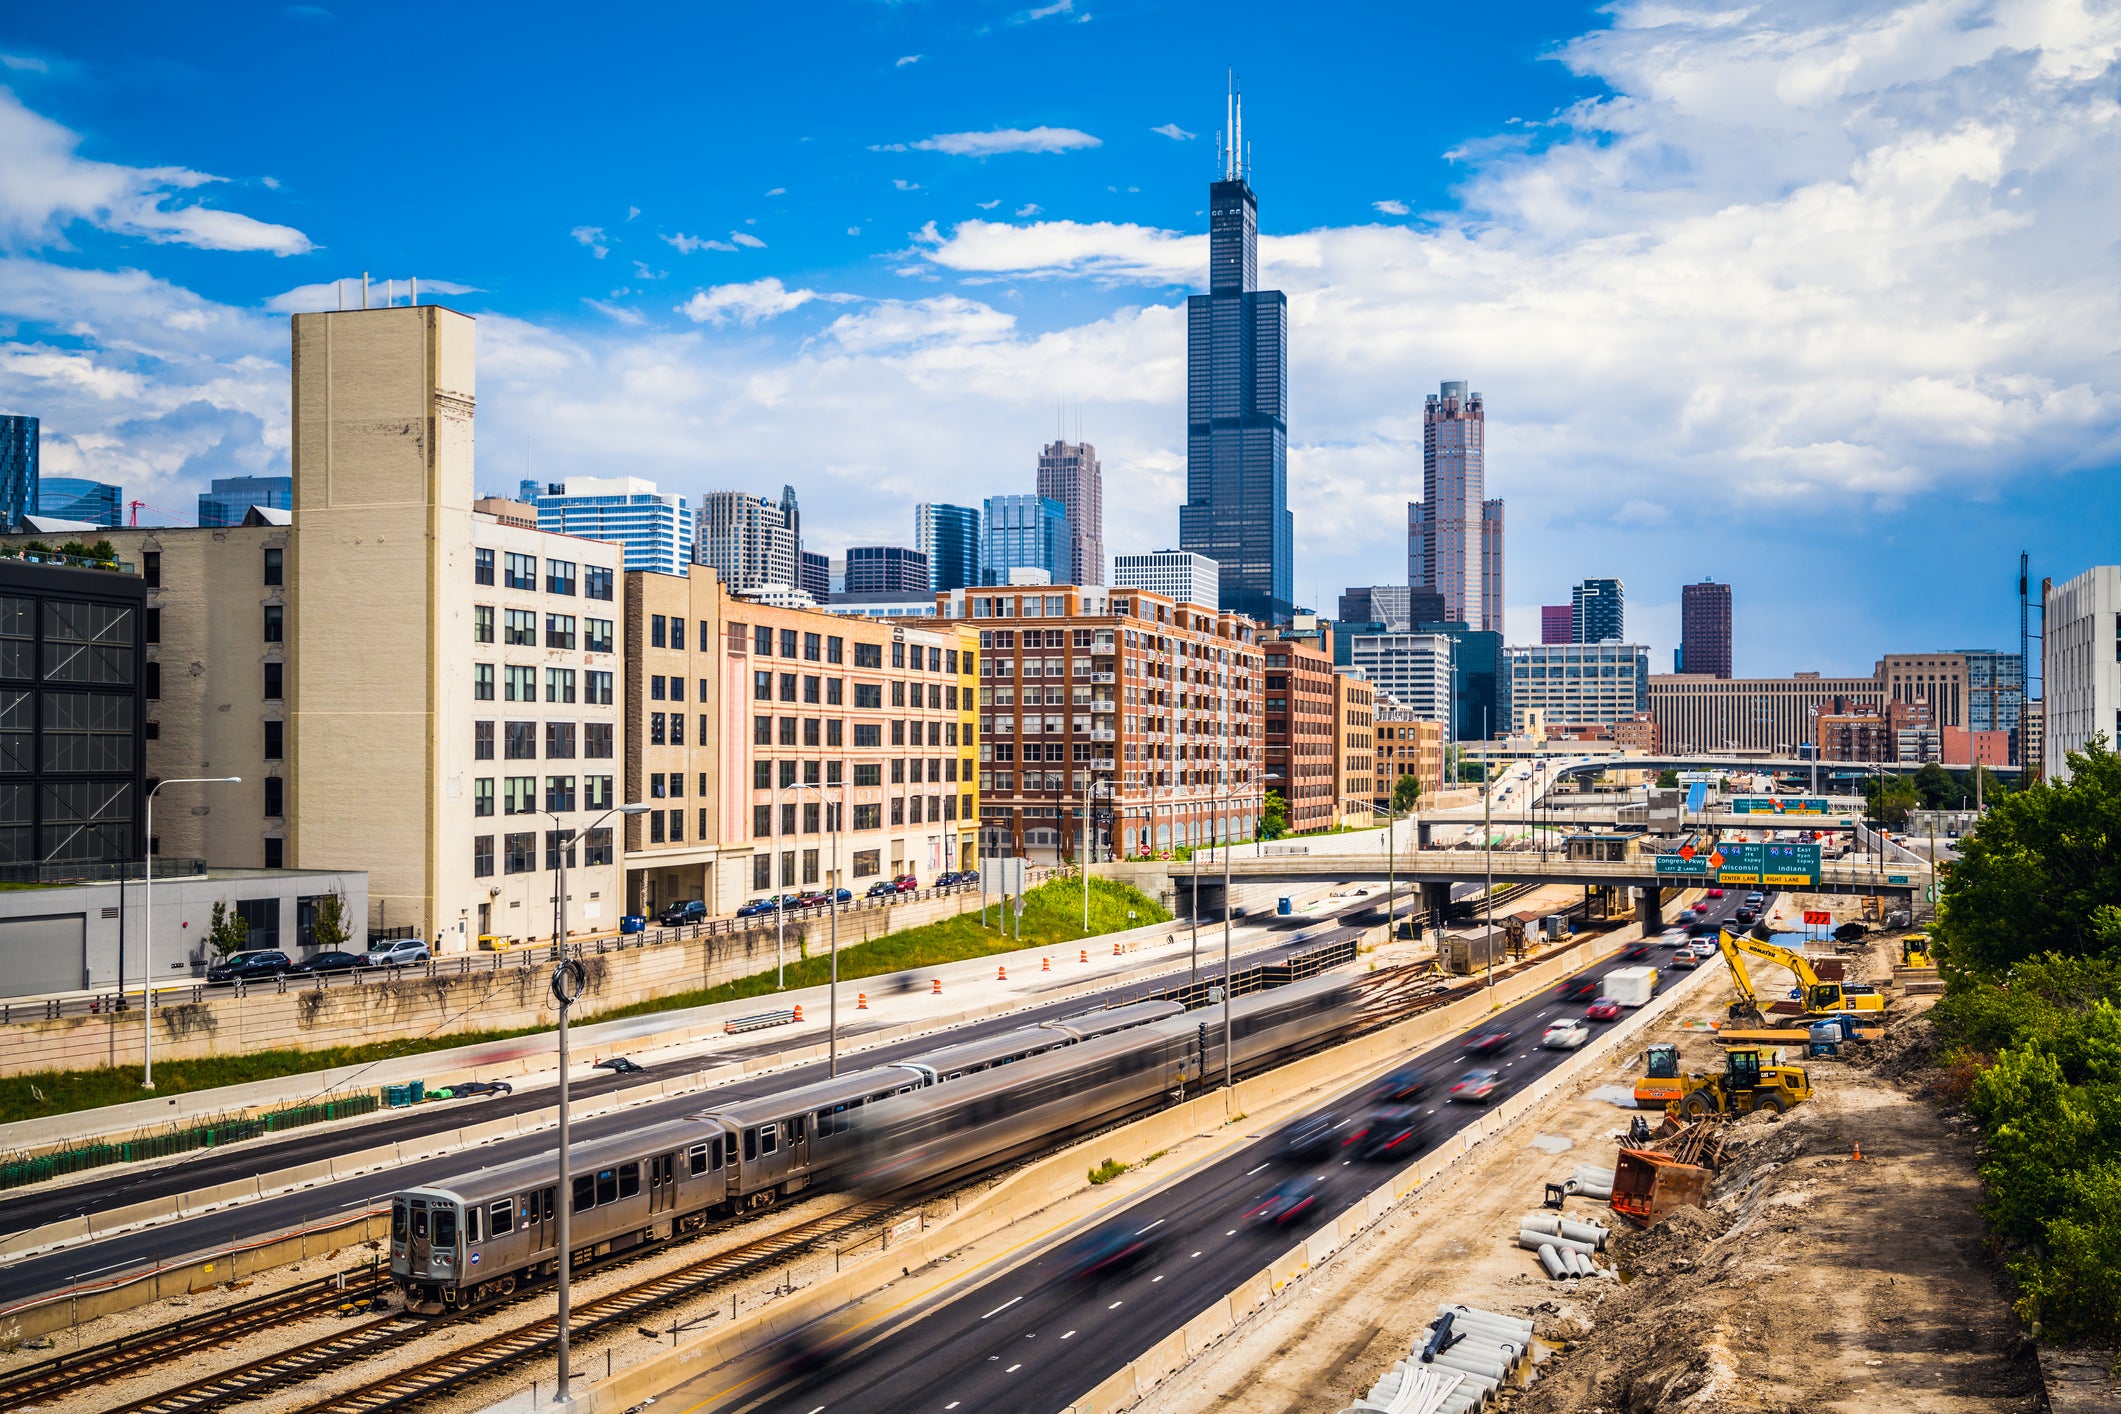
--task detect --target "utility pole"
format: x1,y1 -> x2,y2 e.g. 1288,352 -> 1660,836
1483,709 -> 1494,1001
141,777 -> 239,1089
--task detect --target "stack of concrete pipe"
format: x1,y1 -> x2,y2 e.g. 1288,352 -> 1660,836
1518,1210 -> 1615,1281
1568,1164 -> 1615,1199
1344,1304 -> 1534,1413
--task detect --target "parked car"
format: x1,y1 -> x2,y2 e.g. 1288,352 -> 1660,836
866,881 -> 900,898
890,874 -> 920,893
1462,1029 -> 1513,1057
1745,892 -> 1766,906
1585,997 -> 1623,1020
286,950 -> 365,976
206,949 -> 291,985
735,897 -> 781,918
1543,1018 -> 1591,1049
363,938 -> 431,968
1448,1069 -> 1505,1104
656,900 -> 708,927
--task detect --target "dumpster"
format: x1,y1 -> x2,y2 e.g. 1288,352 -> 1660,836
407,1079 -> 425,1103
1277,896 -> 1294,916
1610,1148 -> 1711,1225
620,914 -> 648,935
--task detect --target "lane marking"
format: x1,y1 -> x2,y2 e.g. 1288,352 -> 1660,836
1109,1300 -> 1124,1309
1152,1274 -> 1165,1283
981,1296 -> 1022,1320
1245,1163 -> 1268,1176
1006,1364 -> 1022,1373
1063,1330 -> 1076,1340
1226,1229 -> 1237,1236
946,1405 -> 960,1410
1191,1251 -> 1202,1258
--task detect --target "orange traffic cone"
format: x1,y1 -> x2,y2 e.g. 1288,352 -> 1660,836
793,1003 -> 804,1023
998,964 -> 1007,982
857,992 -> 868,1010
1113,941 -> 1123,956
1042,955 -> 1051,972
1852,1141 -> 1863,1162
1080,948 -> 1088,964
932,977 -> 942,995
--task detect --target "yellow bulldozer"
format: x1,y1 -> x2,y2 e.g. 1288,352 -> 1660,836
1633,1043 -> 1812,1117
1901,934 -> 1934,968
1715,929 -> 1886,1026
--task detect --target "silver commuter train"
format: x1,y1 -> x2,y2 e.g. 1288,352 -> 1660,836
389,999 -> 1184,1310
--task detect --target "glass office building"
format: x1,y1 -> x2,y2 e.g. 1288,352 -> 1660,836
197,475 -> 293,528
0,416 -> 37,528
982,495 -> 1071,585
532,476 -> 693,576
917,502 -> 982,594
37,478 -> 123,528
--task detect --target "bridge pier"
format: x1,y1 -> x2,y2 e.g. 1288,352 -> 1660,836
1421,881 -> 1451,937
1642,885 -> 1664,932
1417,820 -> 1435,848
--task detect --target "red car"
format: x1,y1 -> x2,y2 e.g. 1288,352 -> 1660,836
891,874 -> 920,893
1556,978 -> 1599,1002
1622,943 -> 1654,960
1448,1069 -> 1504,1104
1463,1030 -> 1513,1056
1247,1178 -> 1322,1225
1585,998 -> 1622,1021
1691,902 -> 1711,915
1707,888 -> 1726,898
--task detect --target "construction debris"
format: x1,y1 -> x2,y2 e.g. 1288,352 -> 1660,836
1345,1305 -> 1533,1413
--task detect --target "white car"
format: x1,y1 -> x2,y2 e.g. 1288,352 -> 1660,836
1542,1018 -> 1591,1050
364,937 -> 433,968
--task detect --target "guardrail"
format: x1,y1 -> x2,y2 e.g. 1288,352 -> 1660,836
1,873 -> 1055,1023
0,1091 -> 382,1192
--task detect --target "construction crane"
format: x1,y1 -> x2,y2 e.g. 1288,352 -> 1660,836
1714,928 -> 1886,1025
127,500 -> 181,527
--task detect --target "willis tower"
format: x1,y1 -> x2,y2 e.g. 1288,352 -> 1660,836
1178,80 -> 1292,624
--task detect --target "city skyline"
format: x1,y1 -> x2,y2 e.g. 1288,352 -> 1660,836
0,1 -> 2112,677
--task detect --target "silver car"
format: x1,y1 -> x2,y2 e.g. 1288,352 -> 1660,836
365,938 -> 433,968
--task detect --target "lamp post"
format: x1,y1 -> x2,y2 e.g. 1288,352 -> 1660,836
1482,709 -> 1495,1002
786,779 -> 845,1076
1080,775 -> 1110,932
550,799 -> 648,1407
142,776 -> 240,1091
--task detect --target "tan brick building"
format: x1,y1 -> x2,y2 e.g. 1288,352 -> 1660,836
1333,672 -> 1374,824
1261,623 -> 1336,835
622,565 -> 721,916
1374,706 -> 1445,809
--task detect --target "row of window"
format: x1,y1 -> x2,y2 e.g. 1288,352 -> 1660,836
750,793 -> 964,837
471,827 -> 614,876
750,673 -> 965,712
473,607 -> 616,653
734,623 -> 967,675
473,666 -> 615,705
747,715 -> 965,750
472,720 -> 615,761
472,774 -> 618,816
473,549 -> 614,600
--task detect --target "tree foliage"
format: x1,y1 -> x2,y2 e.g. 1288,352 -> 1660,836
206,901 -> 250,960
1259,790 -> 1289,840
1863,772 -> 1920,826
1655,768 -> 1681,789
1391,772 -> 1422,814
310,891 -> 351,952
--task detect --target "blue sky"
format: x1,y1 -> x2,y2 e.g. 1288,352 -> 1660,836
2,0 -> 2117,678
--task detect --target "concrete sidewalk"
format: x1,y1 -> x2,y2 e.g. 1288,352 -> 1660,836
0,882 -> 1366,1157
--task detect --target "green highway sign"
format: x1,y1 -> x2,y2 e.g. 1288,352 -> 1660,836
1654,842 -> 1820,887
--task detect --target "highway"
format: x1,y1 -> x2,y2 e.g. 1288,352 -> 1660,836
0,902 -> 1399,1309
699,891 -> 1760,1414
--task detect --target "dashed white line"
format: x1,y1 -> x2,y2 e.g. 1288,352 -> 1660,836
1226,1229 -> 1237,1236
1246,1163 -> 1269,1176
1152,1274 -> 1165,1283
982,1296 -> 1022,1320
1062,1330 -> 1076,1339
1006,1364 -> 1022,1373
1108,1300 -> 1124,1309
1191,1251 -> 1202,1258
946,1404 -> 960,1410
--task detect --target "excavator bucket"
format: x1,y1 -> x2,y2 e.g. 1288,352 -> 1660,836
1611,1148 -> 1713,1226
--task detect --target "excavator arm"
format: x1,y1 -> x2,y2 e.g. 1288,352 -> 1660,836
1714,930 -> 1770,1024
1719,928 -> 1883,1016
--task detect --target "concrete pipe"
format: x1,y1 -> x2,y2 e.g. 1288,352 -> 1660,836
1438,1394 -> 1482,1414
1538,1242 -> 1568,1279
1519,1227 -> 1598,1256
1570,1248 -> 1598,1278
1521,1212 -> 1564,1236
1428,1314 -> 1529,1354
1436,1303 -> 1535,1339
1425,1348 -> 1507,1387
1558,1217 -> 1608,1249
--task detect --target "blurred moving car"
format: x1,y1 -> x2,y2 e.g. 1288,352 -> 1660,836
1364,1066 -> 1429,1105
286,950 -> 365,976
1706,888 -> 1726,899
1585,997 -> 1623,1020
1622,943 -> 1655,960
207,949 -> 291,985
1059,1223 -> 1164,1280
1448,1069 -> 1505,1104
1348,1105 -> 1425,1160
1247,1177 -> 1323,1225
1279,1112 -> 1342,1163
1463,1030 -> 1513,1056
1543,1018 -> 1592,1049
1556,979 -> 1599,1002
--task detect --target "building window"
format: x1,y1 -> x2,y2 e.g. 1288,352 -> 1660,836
804,632 -> 821,662
505,665 -> 538,702
505,776 -> 537,813
854,642 -> 883,668
827,636 -> 844,664
855,684 -> 882,709
474,605 -> 495,643
827,678 -> 843,706
666,808 -> 684,841
586,774 -> 614,809
474,777 -> 494,817
779,716 -> 798,746
143,606 -> 160,645
753,853 -> 773,889
503,552 -> 537,590
854,803 -> 882,830
264,837 -> 284,869
264,720 -> 284,760
546,559 -> 576,596
802,848 -> 820,884
546,776 -> 576,812
854,763 -> 882,787
754,715 -> 772,746
585,618 -> 614,654
264,776 -> 284,816
475,719 -> 495,760
584,566 -> 614,601
854,723 -> 881,748
670,618 -> 686,651
546,667 -> 576,704
474,663 -> 494,701
545,721 -> 577,758
475,548 -> 495,586
504,609 -> 536,646
585,826 -> 613,864
143,551 -> 161,588
670,713 -> 686,746
474,835 -> 495,877
755,625 -> 773,656
852,848 -> 880,877
504,832 -> 536,873
264,547 -> 284,587
263,605 -> 283,643
144,661 -> 161,699
781,629 -> 798,658
505,720 -> 538,759
651,615 -> 667,649
650,712 -> 666,745
545,615 -> 576,650
585,670 -> 613,706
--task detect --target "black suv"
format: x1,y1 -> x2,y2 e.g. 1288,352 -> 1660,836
657,900 -> 708,927
206,949 -> 291,985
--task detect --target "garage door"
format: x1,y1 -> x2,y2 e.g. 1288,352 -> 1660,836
0,914 -> 87,997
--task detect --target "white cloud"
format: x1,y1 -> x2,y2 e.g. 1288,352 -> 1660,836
2,55 -> 50,72
847,226 -> 860,235
626,205 -> 640,221
896,54 -> 923,66
822,296 -> 1017,354
1151,123 -> 1194,141
1372,199 -> 1409,216
1013,203 -> 1043,218
0,89 -> 312,255
764,187 -> 786,197
583,298 -> 645,326
976,199 -> 1001,210
676,277 -> 832,326
664,232 -> 737,254
569,225 -> 608,258
895,179 -> 923,192
916,217 -> 1197,282
910,127 -> 1101,156
729,231 -> 767,248
1016,0 -> 1074,19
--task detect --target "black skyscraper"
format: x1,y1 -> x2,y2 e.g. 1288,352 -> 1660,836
1178,83 -> 1292,624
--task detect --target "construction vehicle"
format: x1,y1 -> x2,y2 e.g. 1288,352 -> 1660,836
1673,1046 -> 1813,1119
1632,1043 -> 1688,1110
1714,928 -> 1885,1026
1900,934 -> 1934,968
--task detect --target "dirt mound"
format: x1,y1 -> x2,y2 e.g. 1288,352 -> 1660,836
1858,1003 -> 1943,1082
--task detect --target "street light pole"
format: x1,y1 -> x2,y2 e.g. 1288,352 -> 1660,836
787,780 -> 843,1076
549,800 -> 646,1407
142,776 -> 239,1090
1483,709 -> 1495,1001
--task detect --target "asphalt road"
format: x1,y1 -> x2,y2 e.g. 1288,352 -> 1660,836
0,910 -> 1375,1308
706,893 -> 1764,1414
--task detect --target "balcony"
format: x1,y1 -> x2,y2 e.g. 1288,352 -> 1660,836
1088,728 -> 1116,742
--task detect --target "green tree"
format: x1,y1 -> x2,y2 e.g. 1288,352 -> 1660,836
1935,738 -> 2121,978
309,891 -> 352,953
1655,768 -> 1681,789
1863,773 -> 1920,827
1259,790 -> 1289,841
1391,772 -> 1423,814
1913,761 -> 1960,810
206,901 -> 250,960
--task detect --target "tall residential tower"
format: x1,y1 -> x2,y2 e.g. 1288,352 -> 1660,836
1177,83 -> 1293,624
1680,579 -> 1732,678
1407,382 -> 1503,633
1037,440 -> 1104,586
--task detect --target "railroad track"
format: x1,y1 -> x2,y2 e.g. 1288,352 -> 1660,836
0,1266 -> 388,1411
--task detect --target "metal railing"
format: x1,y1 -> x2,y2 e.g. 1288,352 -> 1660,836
0,857 -> 205,887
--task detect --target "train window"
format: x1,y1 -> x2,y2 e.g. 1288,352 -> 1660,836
432,1208 -> 457,1248
543,1187 -> 555,1222
759,1125 -> 778,1155
689,1144 -> 709,1177
595,1168 -> 619,1206
743,1129 -> 757,1162
413,1207 -> 429,1240
711,1135 -> 725,1170
392,1203 -> 408,1241
619,1163 -> 641,1199
466,1205 -> 483,1244
491,1200 -> 514,1235
791,1115 -> 806,1142
572,1175 -> 596,1213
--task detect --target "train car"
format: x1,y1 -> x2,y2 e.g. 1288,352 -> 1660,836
690,1063 -> 928,1208
1043,998 -> 1185,1042
391,1118 -> 717,1312
898,999 -> 1185,1084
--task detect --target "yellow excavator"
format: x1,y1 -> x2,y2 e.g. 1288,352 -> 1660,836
1714,929 -> 1886,1026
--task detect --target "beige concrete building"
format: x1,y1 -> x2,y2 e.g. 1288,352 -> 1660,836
1648,672 -> 1885,755
1332,672 -> 1374,824
623,565 -> 721,916
1876,652 -> 1967,731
